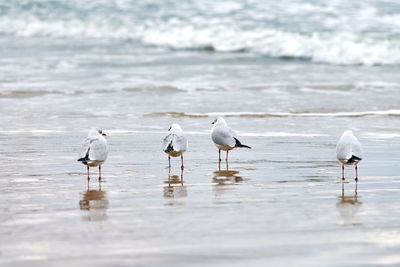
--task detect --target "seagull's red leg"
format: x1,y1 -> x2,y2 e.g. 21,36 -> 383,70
87,165 -> 90,181
99,165 -> 101,181
168,155 -> 171,169
355,165 -> 358,182
181,154 -> 184,170
342,165 -> 345,181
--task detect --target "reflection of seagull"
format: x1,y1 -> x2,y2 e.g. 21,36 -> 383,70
336,130 -> 363,181
211,117 -> 250,167
213,169 -> 243,185
78,128 -> 108,181
79,190 -> 109,222
336,186 -> 362,226
163,123 -> 188,170
164,172 -> 187,199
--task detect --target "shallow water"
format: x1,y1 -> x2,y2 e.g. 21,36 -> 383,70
1,117 -> 400,266
1,0 -> 400,266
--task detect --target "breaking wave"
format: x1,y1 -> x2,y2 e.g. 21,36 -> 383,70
1,0 -> 400,66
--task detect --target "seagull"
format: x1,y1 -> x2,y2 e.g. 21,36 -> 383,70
78,128 -> 108,181
336,130 -> 363,181
211,117 -> 250,166
163,123 -> 188,170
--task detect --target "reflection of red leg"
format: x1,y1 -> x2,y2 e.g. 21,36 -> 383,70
226,151 -> 229,170
99,165 -> 102,181
181,154 -> 184,170
218,150 -> 221,170
355,165 -> 358,182
355,180 -> 358,196
87,165 -> 90,181
341,182 -> 344,197
180,169 -> 183,186
342,165 -> 345,181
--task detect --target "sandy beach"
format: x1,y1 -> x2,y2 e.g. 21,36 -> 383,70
1,0 -> 400,266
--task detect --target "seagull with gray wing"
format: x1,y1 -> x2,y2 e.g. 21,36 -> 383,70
211,117 -> 250,166
78,128 -> 108,181
336,130 -> 363,181
163,123 -> 188,170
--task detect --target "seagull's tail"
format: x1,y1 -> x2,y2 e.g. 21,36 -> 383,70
77,148 -> 90,164
234,137 -> 251,149
347,155 -> 362,163
77,157 -> 88,165
164,141 -> 174,153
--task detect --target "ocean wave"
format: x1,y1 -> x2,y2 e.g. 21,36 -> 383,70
123,86 -> 184,93
362,133 -> 400,140
0,90 -> 64,98
146,110 -> 400,118
1,1 -> 400,66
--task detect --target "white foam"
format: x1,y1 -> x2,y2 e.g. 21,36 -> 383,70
362,133 -> 400,140
242,132 -> 328,137
2,13 -> 400,66
173,110 -> 400,118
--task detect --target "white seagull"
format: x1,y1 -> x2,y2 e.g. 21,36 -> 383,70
211,117 -> 251,166
163,123 -> 188,170
336,130 -> 363,181
78,128 -> 108,181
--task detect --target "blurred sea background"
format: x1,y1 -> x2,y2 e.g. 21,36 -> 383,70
1,0 -> 400,266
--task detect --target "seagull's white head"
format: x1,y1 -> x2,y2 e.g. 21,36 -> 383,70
168,123 -> 183,132
211,117 -> 227,126
88,127 -> 106,137
342,129 -> 355,139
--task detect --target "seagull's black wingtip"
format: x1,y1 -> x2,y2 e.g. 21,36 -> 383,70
234,137 -> 251,149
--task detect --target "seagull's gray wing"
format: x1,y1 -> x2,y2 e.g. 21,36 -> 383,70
88,137 -> 108,161
336,141 -> 353,161
351,139 -> 363,159
78,136 -> 92,160
163,133 -> 188,152
174,134 -> 188,152
227,126 -> 238,138
212,126 -> 235,147
336,134 -> 363,161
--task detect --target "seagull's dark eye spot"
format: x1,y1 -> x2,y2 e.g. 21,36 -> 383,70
98,130 -> 102,134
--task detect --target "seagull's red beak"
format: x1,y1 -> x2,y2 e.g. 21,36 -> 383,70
102,133 -> 107,136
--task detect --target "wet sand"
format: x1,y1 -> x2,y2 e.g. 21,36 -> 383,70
1,114 -> 400,266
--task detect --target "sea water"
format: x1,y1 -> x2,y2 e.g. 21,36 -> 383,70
1,1 -> 400,266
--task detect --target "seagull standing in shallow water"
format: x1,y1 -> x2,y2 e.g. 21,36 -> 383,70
336,130 -> 363,181
78,128 -> 108,181
211,117 -> 251,167
163,123 -> 188,170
